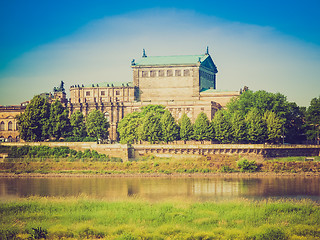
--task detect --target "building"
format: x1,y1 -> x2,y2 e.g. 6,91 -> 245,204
0,48 -> 240,142
69,49 -> 240,141
0,104 -> 27,142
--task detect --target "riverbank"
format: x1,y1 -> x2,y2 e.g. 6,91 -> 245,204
1,197 -> 319,239
1,171 -> 320,178
1,154 -> 319,176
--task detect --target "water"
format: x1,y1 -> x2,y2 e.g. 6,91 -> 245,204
0,176 -> 319,202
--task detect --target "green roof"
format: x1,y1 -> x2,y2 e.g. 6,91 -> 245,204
134,54 -> 209,66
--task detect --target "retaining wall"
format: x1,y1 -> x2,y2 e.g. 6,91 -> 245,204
1,142 -> 320,161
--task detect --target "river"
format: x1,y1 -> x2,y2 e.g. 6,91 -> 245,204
0,176 -> 319,202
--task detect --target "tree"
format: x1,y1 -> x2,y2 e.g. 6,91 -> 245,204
213,110 -> 232,143
117,111 -> 142,144
179,113 -> 193,141
86,110 -> 110,143
230,111 -> 247,143
161,110 -> 179,143
264,111 -> 283,144
225,90 -> 305,143
305,96 -> 320,144
193,112 -> 214,141
245,108 -> 267,143
70,111 -> 87,140
16,95 -> 50,141
47,100 -> 70,140
139,111 -> 163,143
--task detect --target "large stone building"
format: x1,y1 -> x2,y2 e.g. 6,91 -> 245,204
0,49 -> 240,142
68,49 -> 239,141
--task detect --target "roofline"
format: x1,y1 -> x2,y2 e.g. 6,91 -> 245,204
131,63 -> 200,68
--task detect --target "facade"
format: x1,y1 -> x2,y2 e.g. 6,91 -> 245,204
69,49 -> 240,141
0,49 -> 240,142
0,104 -> 26,141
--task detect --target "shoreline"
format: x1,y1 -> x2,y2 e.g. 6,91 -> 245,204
1,171 -> 319,178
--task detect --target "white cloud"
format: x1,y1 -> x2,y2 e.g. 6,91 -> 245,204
1,9 -> 319,106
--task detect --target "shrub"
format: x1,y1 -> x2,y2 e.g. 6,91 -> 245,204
220,165 -> 234,173
31,227 -> 48,239
255,226 -> 287,240
237,159 -> 258,172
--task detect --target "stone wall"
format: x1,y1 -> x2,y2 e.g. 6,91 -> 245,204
1,142 -> 129,161
2,142 -> 320,162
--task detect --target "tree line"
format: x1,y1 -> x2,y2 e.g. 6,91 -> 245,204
16,95 -> 109,142
118,90 -> 320,144
16,90 -> 320,144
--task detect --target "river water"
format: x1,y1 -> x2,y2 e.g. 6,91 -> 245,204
0,176 -> 319,202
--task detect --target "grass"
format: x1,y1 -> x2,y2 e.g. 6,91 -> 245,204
0,197 -> 319,239
1,154 -> 320,175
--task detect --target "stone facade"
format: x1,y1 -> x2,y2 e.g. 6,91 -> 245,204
0,105 -> 26,141
69,50 -> 240,141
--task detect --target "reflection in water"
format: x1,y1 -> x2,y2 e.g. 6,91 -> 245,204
0,177 -> 319,202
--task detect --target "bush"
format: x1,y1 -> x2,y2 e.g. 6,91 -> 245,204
255,226 -> 287,240
237,159 -> 258,172
220,165 -> 234,173
31,227 -> 48,239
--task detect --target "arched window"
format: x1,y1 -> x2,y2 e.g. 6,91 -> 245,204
8,121 -> 13,131
0,121 -> 4,131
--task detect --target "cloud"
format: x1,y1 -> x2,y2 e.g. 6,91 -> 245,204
1,9 -> 319,106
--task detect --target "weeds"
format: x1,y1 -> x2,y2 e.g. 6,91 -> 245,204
0,198 -> 318,239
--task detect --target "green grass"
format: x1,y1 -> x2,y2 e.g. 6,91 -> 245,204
0,197 -> 319,239
267,156 -> 320,162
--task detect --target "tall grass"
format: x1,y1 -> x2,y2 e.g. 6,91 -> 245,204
0,197 -> 319,239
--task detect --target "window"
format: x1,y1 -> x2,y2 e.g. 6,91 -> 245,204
0,122 -> 4,131
184,69 -> 190,76
101,91 -> 105,96
8,121 -> 12,131
86,91 -> 90,96
159,70 -> 164,77
142,71 -> 148,77
116,90 -> 120,95
167,70 -> 173,77
175,70 -> 181,76
150,71 -> 156,77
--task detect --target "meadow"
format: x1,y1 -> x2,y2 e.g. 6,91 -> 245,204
0,197 -> 319,239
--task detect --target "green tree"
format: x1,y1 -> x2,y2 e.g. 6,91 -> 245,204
117,111 -> 142,144
70,111 -> 87,140
226,90 -> 305,143
16,95 -> 50,141
264,111 -> 283,143
193,112 -> 214,141
161,110 -> 179,143
179,113 -> 193,141
305,96 -> 320,144
230,111 -> 247,143
47,100 -> 70,140
245,108 -> 267,143
213,110 -> 232,143
86,110 -> 110,143
139,111 -> 162,143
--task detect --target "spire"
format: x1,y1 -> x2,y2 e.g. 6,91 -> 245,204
206,46 -> 209,55
142,49 -> 147,58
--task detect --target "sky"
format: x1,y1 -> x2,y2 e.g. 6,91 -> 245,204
1,0 -> 320,107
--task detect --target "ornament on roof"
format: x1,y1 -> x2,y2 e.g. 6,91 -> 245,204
142,49 -> 147,58
206,46 -> 209,55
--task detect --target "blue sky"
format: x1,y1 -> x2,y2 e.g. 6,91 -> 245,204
1,0 -> 320,106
